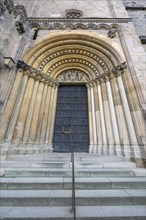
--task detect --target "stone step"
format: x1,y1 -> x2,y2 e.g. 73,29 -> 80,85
1,206 -> 146,220
1,177 -> 146,190
4,168 -> 135,177
0,161 -> 69,168
1,189 -> 145,206
0,161 -> 136,169
5,153 -> 128,162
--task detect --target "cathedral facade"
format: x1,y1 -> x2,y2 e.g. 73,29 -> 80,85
0,0 -> 146,166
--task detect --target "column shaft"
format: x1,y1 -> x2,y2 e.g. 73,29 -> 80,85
28,82 -> 44,142
40,86 -> 52,143
15,77 -> 35,142
91,87 -> 98,153
117,75 -> 142,158
0,70 -> 23,140
122,70 -> 145,144
97,83 -> 107,148
87,86 -> 94,153
106,80 -> 123,156
35,83 -> 48,142
48,87 -> 58,149
106,81 -> 120,143
45,87 -> 54,144
93,84 -> 102,155
111,77 -> 131,158
23,80 -> 39,142
5,74 -> 28,141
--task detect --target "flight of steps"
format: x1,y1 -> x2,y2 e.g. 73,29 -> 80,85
0,153 -> 146,220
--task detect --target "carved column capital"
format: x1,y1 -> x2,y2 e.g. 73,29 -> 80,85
17,60 -> 59,86
112,62 -> 127,77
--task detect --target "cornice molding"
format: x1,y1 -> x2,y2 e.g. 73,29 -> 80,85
27,18 -> 132,32
28,17 -> 132,26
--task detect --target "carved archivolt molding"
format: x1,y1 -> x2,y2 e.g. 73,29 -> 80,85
22,32 -> 125,85
57,69 -> 89,83
23,32 -> 124,67
46,58 -> 98,77
38,49 -> 108,73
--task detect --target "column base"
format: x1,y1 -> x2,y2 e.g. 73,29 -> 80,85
89,145 -> 94,154
93,145 -> 98,154
130,157 -> 144,168
108,144 -> 116,156
97,144 -> 103,155
47,143 -> 53,152
123,144 -> 133,158
131,145 -> 142,159
103,145 -> 108,155
115,145 -> 124,157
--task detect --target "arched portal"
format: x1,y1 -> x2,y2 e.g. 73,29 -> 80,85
0,31 -> 143,159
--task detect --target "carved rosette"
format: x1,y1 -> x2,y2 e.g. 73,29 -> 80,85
57,70 -> 89,83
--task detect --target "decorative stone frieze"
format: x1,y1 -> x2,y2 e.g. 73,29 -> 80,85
17,60 -> 59,86
28,19 -> 131,30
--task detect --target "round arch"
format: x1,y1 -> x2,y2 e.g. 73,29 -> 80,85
22,31 -> 125,80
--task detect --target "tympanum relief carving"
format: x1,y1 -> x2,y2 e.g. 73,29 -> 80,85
57,70 -> 88,83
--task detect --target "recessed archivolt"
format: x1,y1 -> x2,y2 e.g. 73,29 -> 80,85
27,39 -> 119,68
22,31 -> 125,81
47,59 -> 100,79
37,47 -> 110,73
42,55 -> 103,78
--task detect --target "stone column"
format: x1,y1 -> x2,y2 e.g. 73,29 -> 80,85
45,87 -> 55,145
5,74 -> 29,141
97,82 -> 107,152
93,83 -> 103,155
122,70 -> 145,156
111,76 -> 131,158
91,86 -> 98,153
14,77 -> 35,142
117,74 -> 142,158
35,83 -> 48,142
48,86 -> 58,150
101,81 -> 112,155
0,69 -> 24,141
23,80 -> 39,142
28,82 -> 44,142
87,85 -> 94,153
106,79 -> 123,156
40,86 -> 52,143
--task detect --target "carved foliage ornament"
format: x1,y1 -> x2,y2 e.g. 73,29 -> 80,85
57,70 -> 88,83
